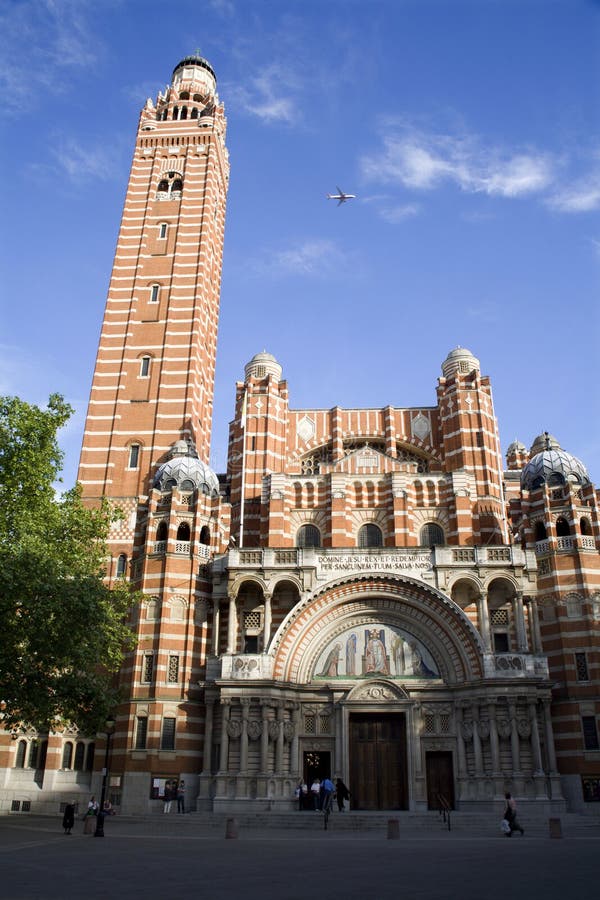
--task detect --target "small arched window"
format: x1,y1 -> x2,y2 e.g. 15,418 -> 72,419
15,740 -> 26,768
296,524 -> 321,548
158,179 -> 169,193
159,222 -> 167,239
580,517 -> 592,536
156,521 -> 168,541
193,93 -> 202,102
556,517 -> 570,536
150,284 -> 160,302
180,107 -> 188,119
74,742 -> 85,771
116,554 -> 127,577
179,91 -> 190,100
172,179 -> 183,193
191,107 -> 198,119
358,524 -> 383,549
173,106 -> 179,120
62,742 -> 73,769
176,522 -> 191,541
420,523 -> 445,547
200,525 -> 210,545
86,743 -> 95,771
548,472 -> 565,486
180,479 -> 194,492
534,521 -> 547,541
28,741 -> 39,769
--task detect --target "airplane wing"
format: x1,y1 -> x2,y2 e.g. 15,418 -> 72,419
337,197 -> 345,206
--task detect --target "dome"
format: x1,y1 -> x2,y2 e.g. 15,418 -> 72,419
521,446 -> 590,491
529,432 -> 561,455
507,440 -> 527,454
244,351 -> 282,381
153,442 -> 219,495
441,346 -> 480,378
172,55 -> 216,83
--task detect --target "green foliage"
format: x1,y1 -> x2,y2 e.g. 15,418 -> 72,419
0,394 -> 137,734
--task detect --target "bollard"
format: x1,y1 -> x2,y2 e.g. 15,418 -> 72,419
225,817 -> 239,839
387,818 -> 400,840
549,817 -> 562,839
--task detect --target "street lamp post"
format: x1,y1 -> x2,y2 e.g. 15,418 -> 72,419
94,716 -> 116,837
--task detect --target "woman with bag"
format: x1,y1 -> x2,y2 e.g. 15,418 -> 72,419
503,792 -> 524,837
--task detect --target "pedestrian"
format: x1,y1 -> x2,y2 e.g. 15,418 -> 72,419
310,777 -> 321,811
163,780 -> 174,814
320,776 -> 335,813
335,777 -> 350,812
87,795 -> 99,816
62,801 -> 76,834
176,780 -> 185,814
503,792 -> 524,837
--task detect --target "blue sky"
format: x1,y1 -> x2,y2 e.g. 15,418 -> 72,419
1,0 -> 598,489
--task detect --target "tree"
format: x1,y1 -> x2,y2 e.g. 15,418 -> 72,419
0,394 -> 137,735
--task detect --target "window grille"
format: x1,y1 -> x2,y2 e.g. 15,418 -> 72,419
135,717 -> 148,750
567,596 -> 583,618
244,611 -> 262,631
304,715 -> 316,734
582,716 -> 599,751
358,523 -> 383,548
490,609 -> 509,627
11,801 -> 20,812
297,524 -> 321,548
161,717 -> 176,751
420,523 -> 444,547
142,654 -> 154,683
575,653 -> 589,682
319,715 -> 331,734
424,714 -> 435,734
440,714 -> 450,733
22,801 -> 31,812
168,656 -> 179,683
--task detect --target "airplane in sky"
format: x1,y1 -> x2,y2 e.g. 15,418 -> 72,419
327,187 -> 356,206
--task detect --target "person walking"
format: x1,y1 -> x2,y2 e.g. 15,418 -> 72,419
320,776 -> 335,814
335,778 -> 350,812
176,780 -> 186,814
310,778 -> 321,811
62,801 -> 76,834
503,792 -> 524,836
163,781 -> 174,814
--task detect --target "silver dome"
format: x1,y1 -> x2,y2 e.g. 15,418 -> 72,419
154,442 -> 219,495
244,351 -> 282,381
521,447 -> 590,491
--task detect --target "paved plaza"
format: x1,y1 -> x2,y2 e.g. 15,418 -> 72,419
0,814 -> 598,900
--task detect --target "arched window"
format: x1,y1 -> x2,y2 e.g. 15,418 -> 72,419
179,91 -> 190,100
159,222 -> 167,239
193,93 -> 202,102
173,106 -> 179,120
180,107 -> 188,119
296,524 -> 321,548
156,521 -> 168,541
200,525 -> 210,545
15,740 -> 26,768
176,522 -> 191,541
556,517 -> 570,536
172,179 -> 183,193
140,356 -> 151,377
38,740 -> 48,770
158,179 -> 169,193
580,517 -> 592,536
28,741 -> 39,768
116,554 -> 127,577
180,479 -> 194,491
191,107 -> 198,119
85,743 -> 95,771
534,521 -> 547,541
62,742 -> 73,769
420,523 -> 445,547
358,524 -> 383,548
548,472 -> 565,486
150,284 -> 160,302
74,742 -> 85,771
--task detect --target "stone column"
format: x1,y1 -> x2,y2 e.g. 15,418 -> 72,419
334,702 -> 344,776
201,695 -> 215,775
477,594 -> 492,651
226,594 -> 237,654
275,703 -> 285,774
240,699 -> 249,774
472,703 -> 484,778
512,592 -> 528,652
263,592 -> 272,651
290,704 -> 300,778
260,701 -> 270,774
218,700 -> 231,774
509,701 -> 521,775
455,705 -> 468,798
488,701 -> 501,775
527,597 -> 542,654
211,601 -> 221,655
541,699 -> 557,774
529,700 -> 544,774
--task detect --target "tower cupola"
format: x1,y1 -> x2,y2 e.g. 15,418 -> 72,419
244,351 -> 283,382
171,54 -> 216,97
441,346 -> 480,378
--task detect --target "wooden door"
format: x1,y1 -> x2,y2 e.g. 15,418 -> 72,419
349,714 -> 407,810
425,751 -> 455,810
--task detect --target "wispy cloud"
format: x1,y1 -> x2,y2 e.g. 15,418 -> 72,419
548,174 -> 600,212
361,122 -> 554,199
227,63 -> 298,123
0,0 -> 103,114
250,239 -> 348,278
51,137 -> 118,182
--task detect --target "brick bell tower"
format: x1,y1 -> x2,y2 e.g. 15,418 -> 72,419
76,56 -> 231,806
78,53 -> 230,565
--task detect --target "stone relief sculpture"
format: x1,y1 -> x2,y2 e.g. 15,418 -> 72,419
314,623 -> 439,680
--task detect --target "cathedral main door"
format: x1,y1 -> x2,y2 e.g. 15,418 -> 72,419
349,713 -> 408,810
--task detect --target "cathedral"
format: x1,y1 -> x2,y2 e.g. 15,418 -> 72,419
1,55 -> 599,818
